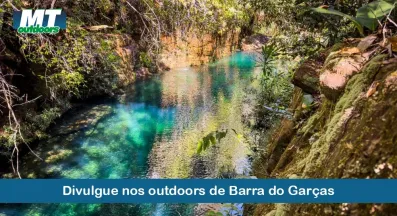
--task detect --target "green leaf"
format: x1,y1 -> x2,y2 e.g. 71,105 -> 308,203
231,129 -> 238,135
196,140 -> 203,154
209,134 -> 217,145
356,0 -> 395,31
215,130 -> 227,143
203,136 -> 211,151
302,94 -> 314,109
311,8 -> 364,36
197,130 -> 229,154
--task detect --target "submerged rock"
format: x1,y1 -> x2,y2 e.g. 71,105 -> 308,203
51,104 -> 113,136
45,149 -> 73,163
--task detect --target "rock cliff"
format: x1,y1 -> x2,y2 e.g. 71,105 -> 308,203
159,31 -> 240,69
252,38 -> 397,215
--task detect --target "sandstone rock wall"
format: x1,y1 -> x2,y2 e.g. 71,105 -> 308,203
110,34 -> 139,87
159,30 -> 240,69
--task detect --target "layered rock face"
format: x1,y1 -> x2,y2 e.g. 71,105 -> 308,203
319,47 -> 373,101
253,38 -> 397,215
111,34 -> 139,87
159,31 -> 240,69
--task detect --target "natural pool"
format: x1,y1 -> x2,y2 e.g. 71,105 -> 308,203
0,52 -> 258,215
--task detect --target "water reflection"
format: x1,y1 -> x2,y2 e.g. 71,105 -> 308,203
149,52 -> 256,179
0,52 -> 257,216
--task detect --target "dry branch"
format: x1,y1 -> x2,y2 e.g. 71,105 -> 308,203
0,38 -> 43,178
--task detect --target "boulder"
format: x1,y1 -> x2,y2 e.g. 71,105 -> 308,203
319,47 -> 368,100
292,60 -> 321,94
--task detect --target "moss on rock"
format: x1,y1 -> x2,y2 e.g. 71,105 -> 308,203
252,47 -> 397,215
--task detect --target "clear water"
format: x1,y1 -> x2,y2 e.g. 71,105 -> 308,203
0,52 -> 257,216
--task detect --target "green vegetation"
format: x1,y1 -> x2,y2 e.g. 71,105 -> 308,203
312,0 -> 396,36
196,130 -> 228,154
245,0 -> 397,215
19,24 -> 123,100
0,0 -> 255,177
249,42 -> 296,131
2,0 -> 397,214
196,129 -> 245,154
247,0 -> 397,56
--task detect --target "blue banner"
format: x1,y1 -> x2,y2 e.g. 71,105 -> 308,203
0,179 -> 396,203
13,10 -> 67,29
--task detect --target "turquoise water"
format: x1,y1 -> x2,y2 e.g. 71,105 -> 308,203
0,52 -> 257,216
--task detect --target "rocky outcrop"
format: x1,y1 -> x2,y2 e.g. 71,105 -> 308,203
159,31 -> 240,69
319,47 -> 370,100
241,33 -> 268,51
292,46 -> 342,96
253,41 -> 397,215
111,34 -> 139,87
292,60 -> 321,94
318,38 -> 378,101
